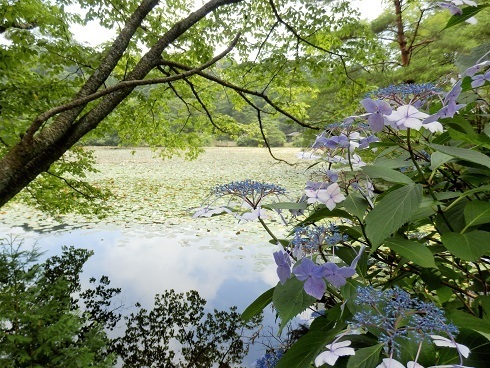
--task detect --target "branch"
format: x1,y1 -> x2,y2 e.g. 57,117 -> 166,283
0,22 -> 37,34
24,33 -> 241,136
160,60 -> 320,130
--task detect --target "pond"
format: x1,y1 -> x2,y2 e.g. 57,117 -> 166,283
0,147 -> 311,366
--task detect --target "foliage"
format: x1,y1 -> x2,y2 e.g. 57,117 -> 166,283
199,4 -> 490,367
111,289 -> 261,368
0,239 -> 117,367
0,236 -> 262,367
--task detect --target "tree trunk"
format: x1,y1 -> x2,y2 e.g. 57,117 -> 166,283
393,0 -> 410,66
0,0 -> 243,207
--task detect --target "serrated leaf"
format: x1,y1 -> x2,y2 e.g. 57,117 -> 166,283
347,344 -> 383,368
430,144 -> 490,169
384,238 -> 437,268
464,201 -> 490,229
447,309 -> 490,336
344,194 -> 369,219
365,184 -> 423,248
444,4 -> 489,29
241,287 -> 273,321
362,165 -> 414,184
441,230 -> 490,261
430,151 -> 454,170
297,208 -> 353,226
275,319 -> 344,368
273,277 -> 316,333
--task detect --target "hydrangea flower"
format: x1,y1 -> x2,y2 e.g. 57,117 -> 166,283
360,98 -> 392,132
273,250 -> 291,284
431,335 -> 470,358
314,340 -> 355,366
377,358 -> 424,368
305,183 -> 346,210
322,262 -> 356,288
292,257 -> 327,299
471,69 -> 490,88
386,105 -> 429,130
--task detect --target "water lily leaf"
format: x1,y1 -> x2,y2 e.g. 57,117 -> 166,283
365,184 -> 423,248
264,202 -> 308,210
441,230 -> 490,261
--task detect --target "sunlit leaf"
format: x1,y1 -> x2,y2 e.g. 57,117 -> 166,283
384,238 -> 437,268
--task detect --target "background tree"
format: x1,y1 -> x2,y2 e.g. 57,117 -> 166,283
0,0 -> 373,214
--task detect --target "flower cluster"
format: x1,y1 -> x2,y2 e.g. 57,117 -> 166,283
194,180 -> 286,221
273,246 -> 365,299
351,287 -> 460,356
313,287 -> 471,367
291,224 -> 348,258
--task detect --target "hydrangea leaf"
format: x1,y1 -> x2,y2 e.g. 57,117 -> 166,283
463,200 -> 490,230
444,4 -> 490,29
441,230 -> 490,261
275,318 -> 344,368
365,184 -> 423,249
384,238 -> 437,268
344,194 -> 369,220
362,165 -> 414,184
430,143 -> 490,169
346,343 -> 383,368
272,277 -> 316,333
241,287 -> 274,321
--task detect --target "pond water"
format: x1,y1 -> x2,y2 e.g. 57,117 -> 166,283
0,219 -> 286,366
0,147 -> 312,366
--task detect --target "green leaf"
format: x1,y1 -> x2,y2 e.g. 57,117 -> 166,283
344,194 -> 369,219
430,151 -> 454,170
347,344 -> 383,368
447,309 -> 490,337
464,201 -> 490,229
444,4 -> 490,29
297,208 -> 353,226
272,277 -> 316,333
275,318 -> 344,368
429,144 -> 490,169
241,287 -> 274,321
441,230 -> 490,261
362,165 -> 414,184
365,184 -> 423,248
384,238 -> 437,268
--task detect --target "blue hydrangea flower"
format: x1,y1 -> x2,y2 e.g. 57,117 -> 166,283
471,69 -> 490,88
360,98 -> 392,132
273,250 -> 291,284
292,258 -> 327,299
322,262 -> 355,288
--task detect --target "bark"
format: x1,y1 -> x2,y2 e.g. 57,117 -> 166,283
393,0 -> 410,66
0,0 -> 244,207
